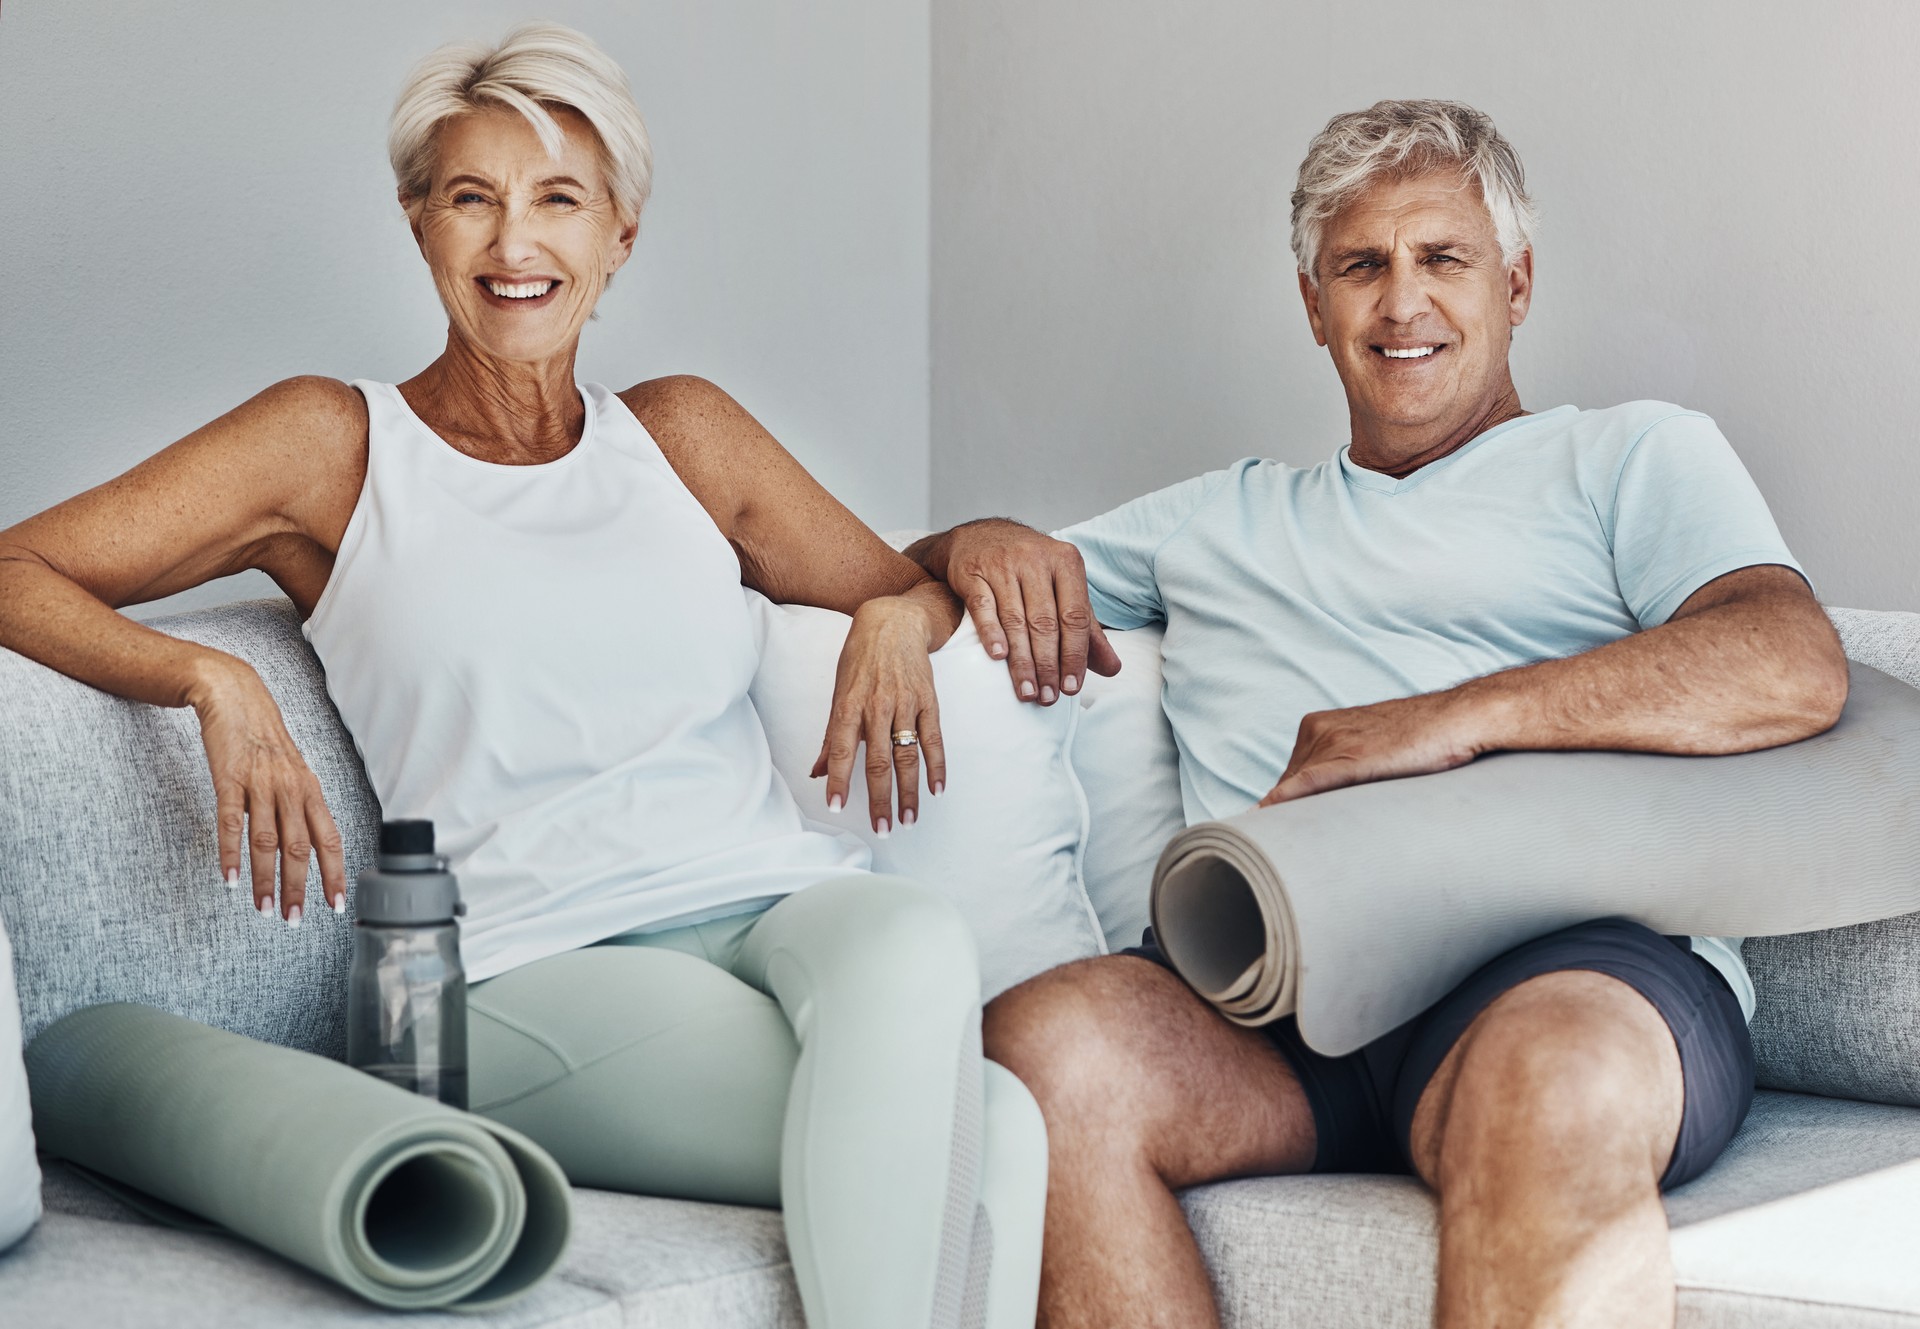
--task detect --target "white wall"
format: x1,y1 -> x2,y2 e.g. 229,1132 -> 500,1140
932,0 -> 1920,611
0,1 -> 929,615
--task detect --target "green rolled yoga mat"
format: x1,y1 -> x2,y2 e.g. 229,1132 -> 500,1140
1152,662 -> 1920,1057
25,1003 -> 571,1309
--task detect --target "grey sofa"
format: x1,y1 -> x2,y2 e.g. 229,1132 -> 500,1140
3,599 -> 1920,1327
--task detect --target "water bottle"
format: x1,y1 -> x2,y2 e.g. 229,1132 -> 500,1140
346,819 -> 469,1109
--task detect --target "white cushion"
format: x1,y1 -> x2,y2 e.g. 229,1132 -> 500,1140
0,916 -> 42,1251
1070,625 -> 1187,952
746,592 -> 1105,999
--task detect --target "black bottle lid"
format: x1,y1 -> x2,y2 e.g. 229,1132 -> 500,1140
380,819 -> 435,857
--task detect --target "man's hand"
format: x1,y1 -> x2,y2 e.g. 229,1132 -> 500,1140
907,519 -> 1122,705
1258,691 -> 1489,806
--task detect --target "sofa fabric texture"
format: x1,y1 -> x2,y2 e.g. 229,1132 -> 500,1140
11,1092 -> 1920,1327
0,599 -> 379,1057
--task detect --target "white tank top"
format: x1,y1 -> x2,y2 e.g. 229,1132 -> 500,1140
304,381 -> 868,981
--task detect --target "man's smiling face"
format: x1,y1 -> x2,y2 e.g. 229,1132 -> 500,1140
1300,169 -> 1532,471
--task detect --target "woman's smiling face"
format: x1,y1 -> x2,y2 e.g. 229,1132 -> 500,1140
410,105 -> 637,365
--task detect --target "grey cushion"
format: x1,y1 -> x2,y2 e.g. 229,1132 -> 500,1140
0,599 -> 376,1056
1743,608 -> 1920,1107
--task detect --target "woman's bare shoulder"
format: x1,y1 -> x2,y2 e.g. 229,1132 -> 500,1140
617,375 -> 743,457
616,375 -> 765,527
246,375 -> 371,451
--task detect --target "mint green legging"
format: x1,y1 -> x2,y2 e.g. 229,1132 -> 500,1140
465,874 -> 1048,1329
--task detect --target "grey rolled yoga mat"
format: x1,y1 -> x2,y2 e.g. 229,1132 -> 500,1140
1151,662 -> 1920,1057
25,1003 -> 571,1309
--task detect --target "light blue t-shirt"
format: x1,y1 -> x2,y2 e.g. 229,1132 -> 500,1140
1056,401 -> 1807,1021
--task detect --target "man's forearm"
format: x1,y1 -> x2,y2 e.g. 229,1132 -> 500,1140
1451,568 -> 1848,757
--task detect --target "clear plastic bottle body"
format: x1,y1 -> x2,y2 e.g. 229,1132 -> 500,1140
345,921 -> 469,1109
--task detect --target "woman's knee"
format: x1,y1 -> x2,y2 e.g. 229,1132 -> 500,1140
759,874 -> 982,1009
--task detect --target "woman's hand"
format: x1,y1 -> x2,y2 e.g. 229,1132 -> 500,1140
812,597 -> 948,835
187,655 -> 346,924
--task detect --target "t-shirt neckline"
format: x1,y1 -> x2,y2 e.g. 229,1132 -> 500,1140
1338,406 -> 1576,495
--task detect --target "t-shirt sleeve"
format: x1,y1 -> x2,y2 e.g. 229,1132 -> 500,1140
1051,470 -> 1224,630
1609,412 -> 1806,628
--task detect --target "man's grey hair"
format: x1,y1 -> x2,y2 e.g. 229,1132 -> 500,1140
389,22 -> 653,221
1290,99 -> 1536,283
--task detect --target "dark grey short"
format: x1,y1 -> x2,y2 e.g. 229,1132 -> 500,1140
1125,916 -> 1754,1188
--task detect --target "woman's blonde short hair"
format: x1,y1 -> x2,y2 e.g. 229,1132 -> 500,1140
389,22 -> 653,220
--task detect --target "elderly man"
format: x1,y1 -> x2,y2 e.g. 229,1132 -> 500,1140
907,100 -> 1848,1328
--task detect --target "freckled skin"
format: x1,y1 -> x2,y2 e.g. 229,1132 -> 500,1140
1299,172 -> 1533,477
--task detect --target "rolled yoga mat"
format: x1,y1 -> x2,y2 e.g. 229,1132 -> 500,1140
25,1003 -> 571,1309
1151,662 -> 1920,1057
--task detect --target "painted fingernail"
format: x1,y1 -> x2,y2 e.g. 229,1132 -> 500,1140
1041,686 -> 1057,704
225,868 -> 242,890
931,780 -> 945,797
257,895 -> 273,916
902,807 -> 917,826
1064,674 -> 1079,693
1020,680 -> 1036,699
286,905 -> 302,929
828,794 -> 844,812
331,894 -> 346,915
875,818 -> 891,838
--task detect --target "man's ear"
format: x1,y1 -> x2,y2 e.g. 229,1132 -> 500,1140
1298,269 -> 1329,347
1507,246 -> 1534,328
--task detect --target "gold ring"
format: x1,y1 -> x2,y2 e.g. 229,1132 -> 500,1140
892,728 -> 919,747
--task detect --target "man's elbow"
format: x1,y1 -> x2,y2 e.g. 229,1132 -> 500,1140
1776,631 -> 1851,739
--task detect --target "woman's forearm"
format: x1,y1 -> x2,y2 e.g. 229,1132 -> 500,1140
0,554 -> 248,711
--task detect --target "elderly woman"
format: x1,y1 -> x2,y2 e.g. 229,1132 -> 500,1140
0,24 -> 1044,1329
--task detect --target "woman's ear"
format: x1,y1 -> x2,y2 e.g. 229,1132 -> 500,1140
400,191 -> 426,251
609,213 -> 640,274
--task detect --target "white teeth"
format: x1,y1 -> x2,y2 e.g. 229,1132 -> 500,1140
1381,345 -> 1439,359
486,279 -> 555,299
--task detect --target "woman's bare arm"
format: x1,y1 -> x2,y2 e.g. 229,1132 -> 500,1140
624,375 -> 962,832
0,376 -> 368,918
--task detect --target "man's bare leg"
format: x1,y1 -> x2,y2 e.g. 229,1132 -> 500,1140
984,956 -> 1316,1329
1409,971 -> 1686,1329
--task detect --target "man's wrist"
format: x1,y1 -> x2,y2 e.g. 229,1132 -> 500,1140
902,530 -> 951,579
1442,672 -> 1532,755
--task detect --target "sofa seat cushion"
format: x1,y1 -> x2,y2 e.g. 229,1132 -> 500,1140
14,1091 -> 1920,1327
1182,1090 -> 1920,1328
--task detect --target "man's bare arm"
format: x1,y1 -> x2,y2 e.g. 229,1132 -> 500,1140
1262,565 -> 1848,805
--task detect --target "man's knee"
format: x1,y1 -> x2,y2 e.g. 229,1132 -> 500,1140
1423,971 -> 1683,1187
988,959 -> 1144,1127
986,956 -> 1225,1169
